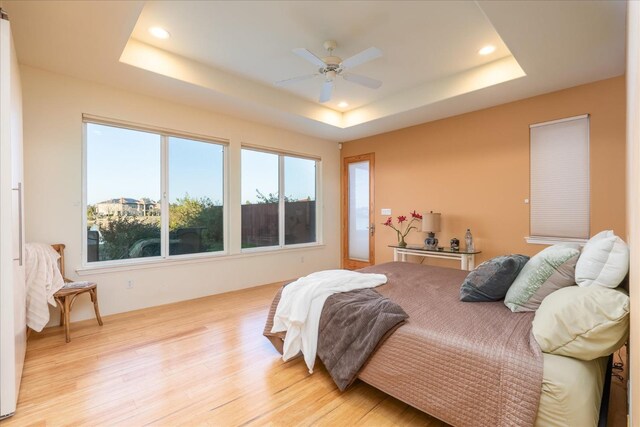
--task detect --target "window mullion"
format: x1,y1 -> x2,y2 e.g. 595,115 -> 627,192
82,122 -> 88,264
161,135 -> 169,258
315,160 -> 321,244
279,155 -> 285,247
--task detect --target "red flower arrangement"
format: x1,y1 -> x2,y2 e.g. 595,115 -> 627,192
383,210 -> 422,247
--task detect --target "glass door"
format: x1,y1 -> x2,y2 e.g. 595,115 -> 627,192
343,154 -> 374,269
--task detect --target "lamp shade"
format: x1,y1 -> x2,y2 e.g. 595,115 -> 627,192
422,212 -> 441,232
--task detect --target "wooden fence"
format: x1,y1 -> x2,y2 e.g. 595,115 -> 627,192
241,200 -> 316,247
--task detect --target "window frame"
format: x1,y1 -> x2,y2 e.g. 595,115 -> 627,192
526,114 -> 590,245
81,115 -> 229,268
240,145 -> 322,253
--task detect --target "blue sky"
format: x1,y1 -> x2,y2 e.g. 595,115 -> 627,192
169,136 -> 223,204
87,124 -> 162,204
241,149 -> 316,204
87,124 -> 316,206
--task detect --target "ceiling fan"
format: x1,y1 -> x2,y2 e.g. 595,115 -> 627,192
276,40 -> 383,103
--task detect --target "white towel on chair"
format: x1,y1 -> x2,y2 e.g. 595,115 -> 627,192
271,269 -> 387,373
25,243 -> 65,331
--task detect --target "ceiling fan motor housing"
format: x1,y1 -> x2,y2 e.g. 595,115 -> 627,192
324,69 -> 337,81
321,62 -> 341,79
323,56 -> 341,66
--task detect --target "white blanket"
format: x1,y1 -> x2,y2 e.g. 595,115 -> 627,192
271,269 -> 387,373
25,243 -> 65,331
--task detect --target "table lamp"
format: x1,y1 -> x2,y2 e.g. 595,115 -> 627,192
422,212 -> 441,250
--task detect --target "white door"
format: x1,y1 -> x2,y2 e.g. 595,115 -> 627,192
0,14 -> 26,419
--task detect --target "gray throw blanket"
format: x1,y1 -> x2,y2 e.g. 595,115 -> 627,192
317,288 -> 408,390
264,286 -> 408,391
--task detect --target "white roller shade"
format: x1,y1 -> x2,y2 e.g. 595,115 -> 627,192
530,115 -> 590,239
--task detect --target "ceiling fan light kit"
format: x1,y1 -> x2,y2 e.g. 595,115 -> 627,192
276,40 -> 383,103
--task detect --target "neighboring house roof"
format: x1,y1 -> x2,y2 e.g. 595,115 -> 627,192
96,198 -> 156,205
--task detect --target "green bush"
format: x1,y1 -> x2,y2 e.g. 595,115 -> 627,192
169,195 -> 223,252
93,195 -> 224,260
100,216 -> 160,260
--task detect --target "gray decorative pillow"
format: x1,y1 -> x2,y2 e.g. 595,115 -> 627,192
460,255 -> 530,302
504,244 -> 580,312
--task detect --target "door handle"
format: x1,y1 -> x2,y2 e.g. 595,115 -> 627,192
12,182 -> 23,266
369,223 -> 375,236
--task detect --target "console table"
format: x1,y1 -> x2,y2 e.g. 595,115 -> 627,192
390,245 -> 481,271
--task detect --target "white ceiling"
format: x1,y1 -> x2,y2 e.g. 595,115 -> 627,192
2,0 -> 627,142
131,1 -> 513,111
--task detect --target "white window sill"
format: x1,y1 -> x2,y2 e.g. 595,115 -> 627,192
525,236 -> 588,246
76,243 -> 325,276
240,241 -> 320,254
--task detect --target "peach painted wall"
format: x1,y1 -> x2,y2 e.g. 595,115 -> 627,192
342,76 -> 626,267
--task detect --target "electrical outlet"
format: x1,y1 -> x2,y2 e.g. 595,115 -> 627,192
381,208 -> 392,215
300,256 -> 305,263
126,280 -> 134,289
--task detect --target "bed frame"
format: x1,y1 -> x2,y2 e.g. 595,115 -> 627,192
597,354 -> 614,427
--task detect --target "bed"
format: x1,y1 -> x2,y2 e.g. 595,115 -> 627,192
264,262 -> 609,427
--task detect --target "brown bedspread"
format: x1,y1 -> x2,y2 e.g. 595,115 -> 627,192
264,262 -> 543,427
357,262 -> 543,427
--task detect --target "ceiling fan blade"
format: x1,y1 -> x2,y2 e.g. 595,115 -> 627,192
342,73 -> 382,89
275,74 -> 318,86
319,80 -> 334,103
340,47 -> 382,70
292,48 -> 326,68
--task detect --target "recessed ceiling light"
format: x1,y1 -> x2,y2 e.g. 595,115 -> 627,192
338,101 -> 349,108
478,45 -> 496,55
149,27 -> 170,39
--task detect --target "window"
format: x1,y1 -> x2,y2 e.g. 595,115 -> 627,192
241,148 -> 318,249
168,137 -> 224,255
240,150 -> 279,248
85,120 -> 225,264
529,115 -> 589,242
284,156 -> 317,244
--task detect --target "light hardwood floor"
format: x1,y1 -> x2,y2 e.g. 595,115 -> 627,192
1,282 -> 446,427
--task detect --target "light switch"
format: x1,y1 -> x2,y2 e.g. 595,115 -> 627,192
524,199 -> 529,204
381,208 -> 392,215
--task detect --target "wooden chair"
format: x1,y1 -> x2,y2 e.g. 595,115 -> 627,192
51,244 -> 103,342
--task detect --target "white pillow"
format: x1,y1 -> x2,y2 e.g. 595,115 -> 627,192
575,230 -> 629,288
532,285 -> 629,360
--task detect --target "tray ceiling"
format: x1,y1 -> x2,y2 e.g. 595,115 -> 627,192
3,0 -> 626,141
